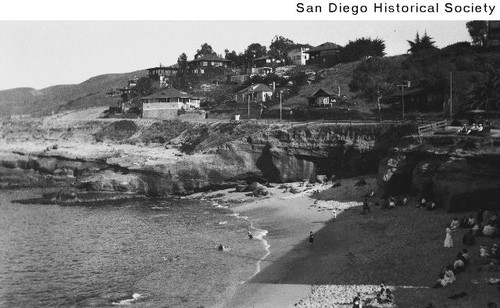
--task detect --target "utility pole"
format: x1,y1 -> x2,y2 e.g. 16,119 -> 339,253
279,91 -> 283,121
398,81 -> 411,121
449,72 -> 453,121
247,94 -> 250,119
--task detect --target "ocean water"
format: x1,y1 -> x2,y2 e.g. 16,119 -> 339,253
0,189 -> 267,308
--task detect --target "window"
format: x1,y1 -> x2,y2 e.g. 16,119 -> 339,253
202,61 -> 208,67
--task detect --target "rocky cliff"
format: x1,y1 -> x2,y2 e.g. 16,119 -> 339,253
0,118 -> 416,198
378,129 -> 500,212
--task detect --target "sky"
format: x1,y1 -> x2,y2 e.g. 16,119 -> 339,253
0,20 -> 473,91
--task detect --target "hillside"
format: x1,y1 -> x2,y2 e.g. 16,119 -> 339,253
0,70 -> 147,118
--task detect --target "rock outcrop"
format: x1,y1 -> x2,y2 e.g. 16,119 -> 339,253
0,120 -> 417,198
378,132 -> 500,212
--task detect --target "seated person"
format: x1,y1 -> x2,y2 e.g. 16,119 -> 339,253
491,244 -> 499,259
459,124 -> 468,134
402,195 -> 409,206
462,230 -> 476,246
467,215 -> 476,228
417,197 -> 427,208
462,248 -> 470,265
472,224 -> 481,236
427,202 -> 438,210
468,123 -> 478,134
445,265 -> 457,282
433,273 -> 451,288
388,197 -> 396,209
450,218 -> 460,230
480,245 -> 491,258
483,224 -> 498,237
454,253 -> 466,272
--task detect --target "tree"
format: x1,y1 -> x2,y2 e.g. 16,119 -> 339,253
466,21 -> 488,47
349,57 -> 399,111
224,49 -> 244,67
269,35 -> 295,64
339,37 -> 386,63
407,31 -> 437,54
177,53 -> 188,75
195,43 -> 216,58
466,65 -> 500,110
244,43 -> 268,64
134,77 -> 156,97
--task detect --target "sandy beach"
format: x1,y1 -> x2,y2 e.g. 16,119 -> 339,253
191,175 -> 500,308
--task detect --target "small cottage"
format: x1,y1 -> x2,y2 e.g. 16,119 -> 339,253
235,84 -> 273,103
307,89 -> 338,107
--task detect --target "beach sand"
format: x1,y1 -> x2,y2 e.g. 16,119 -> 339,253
194,175 -> 500,308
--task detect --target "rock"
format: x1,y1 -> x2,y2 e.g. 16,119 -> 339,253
315,174 -> 328,183
377,154 -> 418,198
354,179 -> 367,186
432,158 -> 500,212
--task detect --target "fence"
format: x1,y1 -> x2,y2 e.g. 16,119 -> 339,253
417,119 -> 448,135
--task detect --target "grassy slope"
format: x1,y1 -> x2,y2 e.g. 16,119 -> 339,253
0,70 -> 147,118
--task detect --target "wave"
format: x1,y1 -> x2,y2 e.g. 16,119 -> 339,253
112,293 -> 143,305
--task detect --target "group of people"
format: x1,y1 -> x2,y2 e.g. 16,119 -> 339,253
360,190 -> 409,214
474,208 -> 500,238
416,197 -> 439,210
433,249 -> 470,288
479,243 -> 500,269
375,283 -> 393,305
458,122 -> 489,135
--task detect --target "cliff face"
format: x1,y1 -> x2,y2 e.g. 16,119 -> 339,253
0,119 -> 416,197
378,132 -> 500,212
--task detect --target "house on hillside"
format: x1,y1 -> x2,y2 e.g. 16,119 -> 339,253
486,21 -> 500,48
147,65 -> 179,87
287,44 -> 311,66
188,54 -> 232,75
307,88 -> 339,107
253,56 -> 282,68
140,88 -> 200,119
383,86 -> 445,112
305,42 -> 341,66
235,84 -> 273,103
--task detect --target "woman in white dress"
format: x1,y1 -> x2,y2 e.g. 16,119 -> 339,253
444,227 -> 454,248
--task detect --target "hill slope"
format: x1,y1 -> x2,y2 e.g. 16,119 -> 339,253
0,70 -> 146,118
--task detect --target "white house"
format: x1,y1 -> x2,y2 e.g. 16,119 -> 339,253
287,44 -> 311,66
141,88 -> 200,119
235,84 -> 273,103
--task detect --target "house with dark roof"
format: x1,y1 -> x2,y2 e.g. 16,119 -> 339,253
235,84 -> 274,103
253,56 -> 282,68
140,88 -> 200,119
305,42 -> 341,66
188,54 -> 232,75
307,88 -> 339,107
147,65 -> 179,87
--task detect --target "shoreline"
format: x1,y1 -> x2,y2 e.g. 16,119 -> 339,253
199,175 -> 500,308
193,176 -> 376,308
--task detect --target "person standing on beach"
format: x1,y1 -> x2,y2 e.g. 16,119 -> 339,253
309,231 -> 314,243
352,292 -> 362,308
362,198 -> 371,214
444,227 -> 454,248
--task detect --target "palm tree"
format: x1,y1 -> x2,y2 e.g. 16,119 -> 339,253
467,66 -> 500,111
